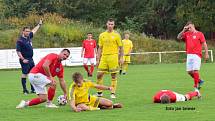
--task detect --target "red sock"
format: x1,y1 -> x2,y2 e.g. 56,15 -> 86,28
193,72 -> 200,88
48,87 -> 56,101
28,98 -> 43,106
83,64 -> 89,73
186,92 -> 198,100
90,64 -> 94,74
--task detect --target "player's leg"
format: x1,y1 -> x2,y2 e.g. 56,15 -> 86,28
110,73 -> 117,98
96,72 -> 105,97
16,73 -> 51,109
89,58 -> 95,77
29,59 -> 35,93
108,54 -> 119,98
98,97 -> 113,109
186,54 -> 200,90
97,55 -> 108,97
185,90 -> 200,100
47,85 -> 56,106
20,60 -> 29,94
83,58 -> 89,76
122,56 -> 129,74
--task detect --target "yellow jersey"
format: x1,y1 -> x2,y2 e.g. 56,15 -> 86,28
68,80 -> 96,105
99,31 -> 122,55
122,39 -> 133,55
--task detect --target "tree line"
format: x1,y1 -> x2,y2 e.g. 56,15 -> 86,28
0,0 -> 215,40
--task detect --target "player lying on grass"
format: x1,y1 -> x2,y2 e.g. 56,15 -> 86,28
69,72 -> 122,112
153,89 -> 201,104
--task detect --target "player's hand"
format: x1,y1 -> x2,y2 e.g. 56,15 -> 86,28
23,59 -> 29,63
48,77 -> 56,86
96,59 -> 100,67
64,94 -> 67,100
39,19 -> 43,25
205,53 -> 209,60
183,26 -> 189,32
74,108 -> 81,112
119,57 -> 124,65
108,87 -> 113,91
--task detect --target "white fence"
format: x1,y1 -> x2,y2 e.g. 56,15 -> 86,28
0,48 -> 213,69
131,50 -> 213,63
0,47 -> 96,69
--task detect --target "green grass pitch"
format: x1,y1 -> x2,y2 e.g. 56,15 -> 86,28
0,63 -> 214,121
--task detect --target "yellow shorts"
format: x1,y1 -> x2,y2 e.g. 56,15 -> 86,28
123,55 -> 131,63
86,95 -> 100,108
98,54 -> 119,73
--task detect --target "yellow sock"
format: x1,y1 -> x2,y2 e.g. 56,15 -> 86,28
123,63 -> 128,72
111,78 -> 117,94
96,78 -> 103,93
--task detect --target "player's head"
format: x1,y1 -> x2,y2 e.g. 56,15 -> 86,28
22,27 -> 31,37
72,72 -> 83,87
160,94 -> 171,104
185,21 -> 196,32
106,18 -> 115,32
87,32 -> 93,40
59,49 -> 70,61
124,32 -> 130,39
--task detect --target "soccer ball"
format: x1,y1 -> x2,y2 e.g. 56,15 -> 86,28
57,95 -> 67,106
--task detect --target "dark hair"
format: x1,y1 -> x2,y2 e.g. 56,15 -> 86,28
186,21 -> 194,26
22,26 -> 31,31
107,18 -> 115,22
87,32 -> 93,35
160,94 -> 171,104
72,72 -> 83,83
61,49 -> 70,54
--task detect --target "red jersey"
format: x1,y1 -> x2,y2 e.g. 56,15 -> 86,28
182,31 -> 206,58
30,53 -> 64,78
153,90 -> 176,103
82,39 -> 96,58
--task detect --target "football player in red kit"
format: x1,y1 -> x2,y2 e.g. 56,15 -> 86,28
153,90 -> 201,104
16,49 -> 70,109
81,33 -> 97,77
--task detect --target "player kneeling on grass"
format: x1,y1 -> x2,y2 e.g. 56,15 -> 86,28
69,72 -> 122,112
153,89 -> 201,104
16,49 -> 70,109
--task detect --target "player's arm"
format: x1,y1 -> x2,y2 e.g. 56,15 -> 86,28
119,46 -> 124,64
203,42 -> 209,60
81,47 -> 84,58
96,46 -> 102,66
42,59 -> 56,85
31,19 -> 43,35
16,42 -> 29,63
95,84 -> 112,91
58,77 -> 67,98
69,87 -> 80,112
177,26 -> 188,40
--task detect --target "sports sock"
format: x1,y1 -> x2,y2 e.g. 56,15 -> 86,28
96,78 -> 103,93
111,78 -> 117,94
186,91 -> 198,100
83,64 -> 89,73
193,72 -> 200,88
21,78 -> 27,91
28,98 -> 43,106
90,64 -> 94,74
48,87 -> 56,101
123,63 -> 128,72
30,84 -> 35,92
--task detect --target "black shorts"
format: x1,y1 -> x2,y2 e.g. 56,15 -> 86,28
19,58 -> 35,74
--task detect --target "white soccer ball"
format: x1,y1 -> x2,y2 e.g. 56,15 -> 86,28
57,95 -> 67,105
